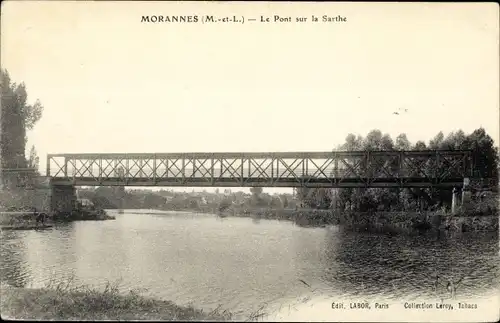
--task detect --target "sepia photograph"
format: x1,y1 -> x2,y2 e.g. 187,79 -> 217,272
1,1 -> 499,322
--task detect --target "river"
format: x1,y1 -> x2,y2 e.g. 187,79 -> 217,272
1,210 -> 498,321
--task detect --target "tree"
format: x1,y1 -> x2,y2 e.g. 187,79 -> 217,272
295,186 -> 313,207
1,69 -> 44,169
428,131 -> 444,149
270,196 -> 283,209
342,133 -> 363,151
442,130 -> 467,150
326,127 -> 498,213
362,130 -> 383,150
380,134 -> 394,151
249,187 -> 263,197
27,145 -> 40,173
395,133 -> 411,150
279,194 -> 288,208
218,197 -> 232,212
248,186 -> 264,206
143,193 -> 166,208
413,140 -> 427,150
466,128 -> 498,181
311,188 -> 333,209
188,198 -> 200,210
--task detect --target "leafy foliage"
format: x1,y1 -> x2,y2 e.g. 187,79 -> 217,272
218,198 -> 232,212
298,128 -> 498,212
1,69 -> 44,170
27,146 -> 40,174
249,187 -> 263,196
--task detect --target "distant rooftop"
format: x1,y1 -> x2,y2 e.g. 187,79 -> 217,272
77,198 -> 93,206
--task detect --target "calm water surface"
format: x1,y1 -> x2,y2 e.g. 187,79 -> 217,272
1,210 -> 498,320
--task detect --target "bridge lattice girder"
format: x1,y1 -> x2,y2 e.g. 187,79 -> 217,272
46,150 -> 473,188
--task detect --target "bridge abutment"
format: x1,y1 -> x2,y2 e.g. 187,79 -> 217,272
50,184 -> 77,215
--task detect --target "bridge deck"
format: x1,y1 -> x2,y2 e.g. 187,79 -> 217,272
50,177 -> 465,188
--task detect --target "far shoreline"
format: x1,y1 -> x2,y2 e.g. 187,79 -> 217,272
107,206 -> 499,235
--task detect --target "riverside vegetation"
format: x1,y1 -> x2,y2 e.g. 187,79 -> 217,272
1,70 -> 498,319
2,68 -> 497,232
0,69 -> 114,227
0,280 -> 238,321
78,128 -> 499,234
0,69 -> 231,321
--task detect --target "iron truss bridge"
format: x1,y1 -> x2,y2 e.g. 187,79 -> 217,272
46,150 -> 473,188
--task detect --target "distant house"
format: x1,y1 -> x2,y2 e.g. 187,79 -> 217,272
77,198 -> 94,207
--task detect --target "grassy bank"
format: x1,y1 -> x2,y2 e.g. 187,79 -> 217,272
0,282 -> 233,321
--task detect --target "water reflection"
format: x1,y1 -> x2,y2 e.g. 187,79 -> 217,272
25,224 -> 78,288
321,229 -> 499,300
1,211 -> 498,320
1,231 -> 30,288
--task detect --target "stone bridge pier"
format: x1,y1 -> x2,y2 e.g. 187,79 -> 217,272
50,184 -> 77,215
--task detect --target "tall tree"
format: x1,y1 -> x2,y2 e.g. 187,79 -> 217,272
428,131 -> 444,150
328,127 -> 498,212
466,128 -> 498,181
27,145 -> 40,175
395,133 -> 411,150
413,140 -> 427,150
1,69 -> 43,169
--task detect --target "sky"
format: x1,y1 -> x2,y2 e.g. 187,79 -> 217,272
2,1 -> 499,193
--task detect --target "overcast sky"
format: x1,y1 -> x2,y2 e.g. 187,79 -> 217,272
2,1 -> 498,193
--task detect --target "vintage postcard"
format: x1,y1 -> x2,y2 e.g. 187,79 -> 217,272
1,1 -> 499,322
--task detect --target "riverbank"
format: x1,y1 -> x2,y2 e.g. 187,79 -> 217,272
2,211 -> 498,321
0,188 -> 115,228
0,210 -> 115,231
0,283 -> 232,321
52,209 -> 116,222
215,207 -> 498,234
150,206 -> 498,235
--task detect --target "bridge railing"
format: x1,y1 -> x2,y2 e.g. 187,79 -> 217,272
48,167 -> 463,179
48,167 -> 379,179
